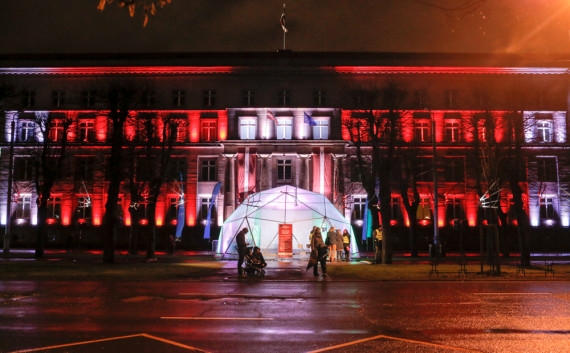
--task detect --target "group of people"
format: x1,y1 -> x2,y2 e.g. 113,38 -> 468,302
235,228 -> 267,277
324,227 -> 351,262
308,226 -> 351,277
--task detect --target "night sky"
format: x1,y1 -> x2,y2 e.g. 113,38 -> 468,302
1,0 -> 569,54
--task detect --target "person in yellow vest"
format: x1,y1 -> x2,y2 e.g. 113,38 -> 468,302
374,225 -> 383,264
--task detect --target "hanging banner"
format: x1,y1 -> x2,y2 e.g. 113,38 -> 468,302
204,182 -> 222,240
278,223 -> 293,258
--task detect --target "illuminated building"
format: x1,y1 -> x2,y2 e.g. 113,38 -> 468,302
0,52 -> 568,250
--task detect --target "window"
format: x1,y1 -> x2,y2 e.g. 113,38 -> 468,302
242,89 -> 255,107
350,159 -> 362,182
277,159 -> 292,181
444,157 -> 464,182
444,90 -> 457,108
115,197 -> 123,221
413,89 -> 427,108
14,158 -> 34,181
15,196 -> 32,219
19,121 -> 36,142
390,196 -> 402,221
313,89 -> 326,107
167,197 -> 180,221
76,196 -> 92,220
78,120 -> 95,142
49,120 -> 65,142
312,119 -> 329,139
276,118 -> 292,139
142,90 -> 156,108
414,120 -> 431,142
52,90 -> 65,108
278,89 -> 290,107
539,197 -> 555,220
166,157 -> 186,182
240,118 -> 256,140
537,120 -> 552,143
82,90 -> 95,108
445,121 -> 460,142
200,159 -> 217,182
22,90 -> 35,108
537,157 -> 557,182
417,197 -> 432,220
200,197 -> 214,219
478,119 -> 487,142
352,197 -> 366,220
167,120 -> 185,142
417,158 -> 432,182
74,157 -> 95,181
445,196 -> 464,221
203,89 -> 216,107
47,197 -> 62,221
201,120 -> 217,142
137,196 -> 150,220
172,90 -> 186,107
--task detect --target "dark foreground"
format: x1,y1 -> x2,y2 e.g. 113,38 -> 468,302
1,280 -> 569,353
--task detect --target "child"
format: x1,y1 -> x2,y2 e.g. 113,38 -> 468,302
251,246 -> 267,269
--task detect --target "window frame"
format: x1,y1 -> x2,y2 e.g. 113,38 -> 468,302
276,159 -> 292,181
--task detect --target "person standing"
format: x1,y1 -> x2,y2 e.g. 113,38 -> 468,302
327,227 -> 336,262
236,228 -> 249,276
310,228 -> 328,276
374,225 -> 383,264
335,228 -> 344,261
342,229 -> 351,262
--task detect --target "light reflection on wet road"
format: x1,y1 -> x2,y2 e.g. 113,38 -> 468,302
1,281 -> 569,352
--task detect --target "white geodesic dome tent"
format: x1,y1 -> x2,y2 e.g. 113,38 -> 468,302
216,186 -> 359,259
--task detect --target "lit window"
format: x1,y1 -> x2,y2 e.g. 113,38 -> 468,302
537,157 -> 557,182
414,120 -> 431,142
539,197 -> 555,220
49,120 -> 64,142
52,90 -> 65,108
201,120 -> 217,142
200,160 -> 217,182
47,197 -> 62,221
417,197 -> 432,220
277,159 -> 292,181
312,119 -> 329,140
203,90 -> 216,107
242,89 -> 255,107
276,118 -> 292,140
78,120 -> 95,142
19,121 -> 36,142
15,196 -> 32,219
278,89 -> 290,107
82,90 -> 95,108
352,197 -> 366,220
240,118 -> 256,140
537,120 -> 552,143
313,89 -> 326,107
445,121 -> 460,142
172,90 -> 186,107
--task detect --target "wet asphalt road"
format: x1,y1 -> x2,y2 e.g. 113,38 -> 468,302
1,279 -> 569,353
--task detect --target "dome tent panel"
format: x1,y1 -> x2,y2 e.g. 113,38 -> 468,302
216,186 -> 359,259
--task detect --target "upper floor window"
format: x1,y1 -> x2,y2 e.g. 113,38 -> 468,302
14,158 -> 34,181
536,157 -> 557,182
142,90 -> 156,108
417,158 -> 432,182
15,195 -> 32,220
74,157 -> 95,182
172,90 -> 186,107
445,121 -> 460,142
240,118 -> 256,140
52,90 -> 65,108
278,89 -> 290,107
444,90 -> 457,109
444,157 -> 464,182
19,121 -> 36,142
165,157 -> 187,182
203,89 -> 216,107
48,120 -> 64,142
277,159 -> 292,181
78,120 -> 95,142
352,196 -> 366,220
413,89 -> 427,108
312,119 -> 329,140
167,120 -> 185,143
414,120 -> 431,142
276,118 -> 292,140
22,90 -> 35,108
242,89 -> 255,107
82,90 -> 95,108
200,159 -> 217,182
536,120 -> 552,143
201,119 -> 217,142
313,89 -> 327,107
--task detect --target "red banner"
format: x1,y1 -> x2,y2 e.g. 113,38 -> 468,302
278,224 -> 293,258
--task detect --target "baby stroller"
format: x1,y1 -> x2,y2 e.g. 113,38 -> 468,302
244,247 -> 266,277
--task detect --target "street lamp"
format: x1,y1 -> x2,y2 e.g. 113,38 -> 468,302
429,110 -> 440,257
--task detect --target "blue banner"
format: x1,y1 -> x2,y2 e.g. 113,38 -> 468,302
361,198 -> 368,241
204,182 -> 222,240
175,195 -> 185,239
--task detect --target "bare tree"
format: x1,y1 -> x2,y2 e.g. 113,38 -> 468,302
97,0 -> 172,26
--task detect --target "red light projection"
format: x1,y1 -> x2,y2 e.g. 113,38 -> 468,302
330,66 -> 567,75
189,112 -> 200,142
218,110 -> 228,140
6,66 -> 235,75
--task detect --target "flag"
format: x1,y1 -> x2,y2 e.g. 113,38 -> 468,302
267,110 -> 278,123
280,4 -> 288,33
304,112 -> 317,126
204,182 -> 222,240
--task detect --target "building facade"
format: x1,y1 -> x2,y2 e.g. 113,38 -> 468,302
0,52 -> 569,251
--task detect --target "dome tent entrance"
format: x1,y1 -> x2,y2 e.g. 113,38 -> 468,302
216,186 -> 359,259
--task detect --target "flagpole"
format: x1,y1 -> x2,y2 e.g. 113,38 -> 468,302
281,3 -> 287,50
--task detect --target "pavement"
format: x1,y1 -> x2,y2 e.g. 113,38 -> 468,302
1,248 -> 569,282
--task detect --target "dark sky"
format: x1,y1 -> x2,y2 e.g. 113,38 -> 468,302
1,0 -> 569,54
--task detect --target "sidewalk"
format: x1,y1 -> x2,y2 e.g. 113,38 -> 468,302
0,249 -> 568,281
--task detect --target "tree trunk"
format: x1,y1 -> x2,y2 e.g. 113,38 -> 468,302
34,201 -> 47,259
147,203 -> 157,259
128,208 -> 139,255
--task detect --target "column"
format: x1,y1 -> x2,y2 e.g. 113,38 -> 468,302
298,154 -> 311,190
222,153 -> 236,216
